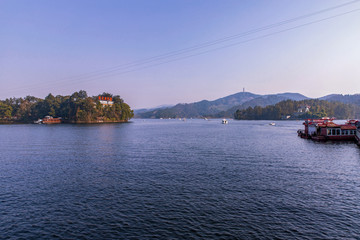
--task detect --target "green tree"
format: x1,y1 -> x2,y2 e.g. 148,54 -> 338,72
0,102 -> 12,119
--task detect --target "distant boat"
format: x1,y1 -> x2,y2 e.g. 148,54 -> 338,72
269,122 -> 275,126
42,116 -> 62,124
34,119 -> 42,124
222,119 -> 228,124
34,116 -> 62,124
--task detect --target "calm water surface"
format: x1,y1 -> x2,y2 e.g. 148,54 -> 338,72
1,119 -> 360,239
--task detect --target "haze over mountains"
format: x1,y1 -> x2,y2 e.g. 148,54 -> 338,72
135,92 -> 360,119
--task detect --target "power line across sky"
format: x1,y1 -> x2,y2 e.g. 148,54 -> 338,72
4,1 -> 360,92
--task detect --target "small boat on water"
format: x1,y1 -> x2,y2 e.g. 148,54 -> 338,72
34,119 -> 42,124
42,116 -> 62,124
297,118 -> 359,142
269,122 -> 275,126
222,119 -> 228,124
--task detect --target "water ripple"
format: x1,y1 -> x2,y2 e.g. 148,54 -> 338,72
0,120 -> 360,239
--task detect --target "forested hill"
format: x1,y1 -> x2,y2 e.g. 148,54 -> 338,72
0,90 -> 134,123
319,94 -> 360,105
137,92 -> 260,118
214,94 -> 306,118
136,92 -> 308,118
234,99 -> 360,120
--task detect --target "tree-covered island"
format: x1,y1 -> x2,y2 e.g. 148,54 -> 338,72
0,90 -> 134,124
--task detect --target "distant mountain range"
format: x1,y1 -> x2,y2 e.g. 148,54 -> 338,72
319,94 -> 360,104
135,92 -> 360,119
134,104 -> 175,115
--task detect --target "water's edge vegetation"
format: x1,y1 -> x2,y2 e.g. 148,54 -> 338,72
234,99 -> 360,120
0,90 -> 134,124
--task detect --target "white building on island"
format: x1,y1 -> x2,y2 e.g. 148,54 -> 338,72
98,96 -> 114,106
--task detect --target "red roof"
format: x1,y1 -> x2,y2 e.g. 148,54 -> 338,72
317,123 -> 339,128
341,125 -> 357,130
316,123 -> 356,129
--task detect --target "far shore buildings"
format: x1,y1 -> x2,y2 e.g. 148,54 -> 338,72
282,105 -> 311,119
297,105 -> 311,113
292,105 -> 311,118
99,96 -> 114,106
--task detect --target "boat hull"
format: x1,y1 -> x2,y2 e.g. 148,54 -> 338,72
42,119 -> 61,124
42,121 -> 61,124
327,135 -> 355,141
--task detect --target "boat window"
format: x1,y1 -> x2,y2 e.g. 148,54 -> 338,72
336,129 -> 340,135
327,129 -> 331,135
332,129 -> 336,135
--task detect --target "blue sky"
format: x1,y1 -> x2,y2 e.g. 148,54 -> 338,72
1,0 -> 360,108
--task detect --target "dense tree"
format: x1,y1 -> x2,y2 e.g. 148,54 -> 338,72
0,102 -> 12,119
234,99 -> 360,120
0,90 -> 133,123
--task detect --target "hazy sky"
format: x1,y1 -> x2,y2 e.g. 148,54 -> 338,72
1,0 -> 360,108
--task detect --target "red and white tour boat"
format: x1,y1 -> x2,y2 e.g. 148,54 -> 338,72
298,118 -> 359,142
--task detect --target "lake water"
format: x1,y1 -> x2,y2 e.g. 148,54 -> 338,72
1,119 -> 360,239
